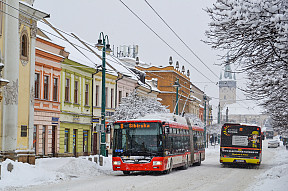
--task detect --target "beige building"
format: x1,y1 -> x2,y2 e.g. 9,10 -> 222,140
0,0 -> 48,163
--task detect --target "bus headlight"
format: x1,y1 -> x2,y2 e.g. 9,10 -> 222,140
113,161 -> 121,165
153,161 -> 162,166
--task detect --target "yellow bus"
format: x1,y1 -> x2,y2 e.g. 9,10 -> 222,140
220,123 -> 262,165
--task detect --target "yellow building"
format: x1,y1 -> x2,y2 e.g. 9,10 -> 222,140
0,1 -> 48,163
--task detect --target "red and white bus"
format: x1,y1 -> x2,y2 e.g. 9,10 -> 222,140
112,118 -> 205,174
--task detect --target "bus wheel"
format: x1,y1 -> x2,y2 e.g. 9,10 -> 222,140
195,154 -> 201,166
123,171 -> 130,175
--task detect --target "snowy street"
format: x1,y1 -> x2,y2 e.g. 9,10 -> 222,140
1,139 -> 285,191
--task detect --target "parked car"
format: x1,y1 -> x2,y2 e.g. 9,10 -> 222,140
268,139 -> 280,148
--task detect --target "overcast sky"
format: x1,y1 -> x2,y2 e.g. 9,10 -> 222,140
33,0 -> 263,116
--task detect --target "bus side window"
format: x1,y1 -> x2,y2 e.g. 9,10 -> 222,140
193,131 -> 197,150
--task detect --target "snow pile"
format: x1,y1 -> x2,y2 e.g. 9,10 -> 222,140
0,159 -> 66,190
39,158 -> 100,177
0,156 -> 113,190
247,146 -> 288,191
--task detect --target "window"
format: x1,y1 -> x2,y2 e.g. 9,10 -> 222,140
21,125 -> 28,137
53,78 -> 58,101
74,81 -> 78,104
65,78 -> 70,102
42,126 -> 46,155
111,88 -> 114,108
21,34 -> 28,58
118,90 -> 122,104
35,73 -> 40,99
105,87 -> 108,107
83,131 -> 88,153
64,129 -> 69,153
126,92 -> 129,97
85,84 -> 89,106
95,85 -> 99,106
43,76 -> 49,100
33,125 -> 37,152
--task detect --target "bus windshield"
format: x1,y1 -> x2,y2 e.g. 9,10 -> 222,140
113,122 -> 163,157
221,124 -> 261,149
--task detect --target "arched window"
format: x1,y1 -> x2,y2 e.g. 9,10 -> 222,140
20,29 -> 29,63
21,34 -> 28,57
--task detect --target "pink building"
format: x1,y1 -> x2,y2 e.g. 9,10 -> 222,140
33,33 -> 65,156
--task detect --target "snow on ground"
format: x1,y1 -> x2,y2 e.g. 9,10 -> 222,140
0,139 -> 287,191
246,138 -> 288,191
0,155 -> 113,190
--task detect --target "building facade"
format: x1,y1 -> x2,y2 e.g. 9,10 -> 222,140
59,59 -> 94,157
33,33 -> 64,156
0,0 -> 48,163
136,64 -> 204,118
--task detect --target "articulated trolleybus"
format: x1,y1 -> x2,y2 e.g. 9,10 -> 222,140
220,123 -> 262,165
112,118 -> 205,174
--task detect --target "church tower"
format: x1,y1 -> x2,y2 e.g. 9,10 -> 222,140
219,57 -> 236,109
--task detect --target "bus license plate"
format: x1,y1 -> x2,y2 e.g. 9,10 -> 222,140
235,160 -> 245,163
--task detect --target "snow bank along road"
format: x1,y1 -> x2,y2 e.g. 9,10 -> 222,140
18,140 -> 286,191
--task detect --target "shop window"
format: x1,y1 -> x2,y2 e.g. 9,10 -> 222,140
33,125 -> 37,153
83,130 -> 88,153
64,129 -> 69,153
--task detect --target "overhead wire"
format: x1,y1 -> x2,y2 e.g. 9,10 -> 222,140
119,0 -> 216,84
119,0 -> 257,110
144,0 -> 219,80
2,0 -> 257,110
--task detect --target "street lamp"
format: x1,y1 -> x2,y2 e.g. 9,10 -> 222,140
95,32 -> 112,157
173,78 -> 180,115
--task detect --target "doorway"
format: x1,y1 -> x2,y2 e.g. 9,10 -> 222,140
52,126 -> 57,156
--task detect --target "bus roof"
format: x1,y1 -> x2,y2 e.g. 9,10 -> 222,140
114,119 -> 204,131
114,119 -> 163,124
223,123 -> 261,129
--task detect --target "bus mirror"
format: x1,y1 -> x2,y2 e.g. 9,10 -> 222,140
165,126 -> 170,134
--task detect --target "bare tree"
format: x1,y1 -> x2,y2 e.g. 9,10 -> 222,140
204,0 -> 288,132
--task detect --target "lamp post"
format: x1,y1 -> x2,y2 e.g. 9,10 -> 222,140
95,32 -> 112,157
203,94 -> 207,148
173,78 -> 180,115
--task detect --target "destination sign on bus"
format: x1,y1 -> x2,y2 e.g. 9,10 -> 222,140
120,123 -> 151,129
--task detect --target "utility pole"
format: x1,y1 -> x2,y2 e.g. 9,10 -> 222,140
95,32 -> 112,157
218,103 -> 220,124
173,78 -> 180,115
226,107 -> 229,122
204,94 -> 207,148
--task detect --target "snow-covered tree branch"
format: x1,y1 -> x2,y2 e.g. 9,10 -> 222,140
205,0 -> 288,133
111,91 -> 169,121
